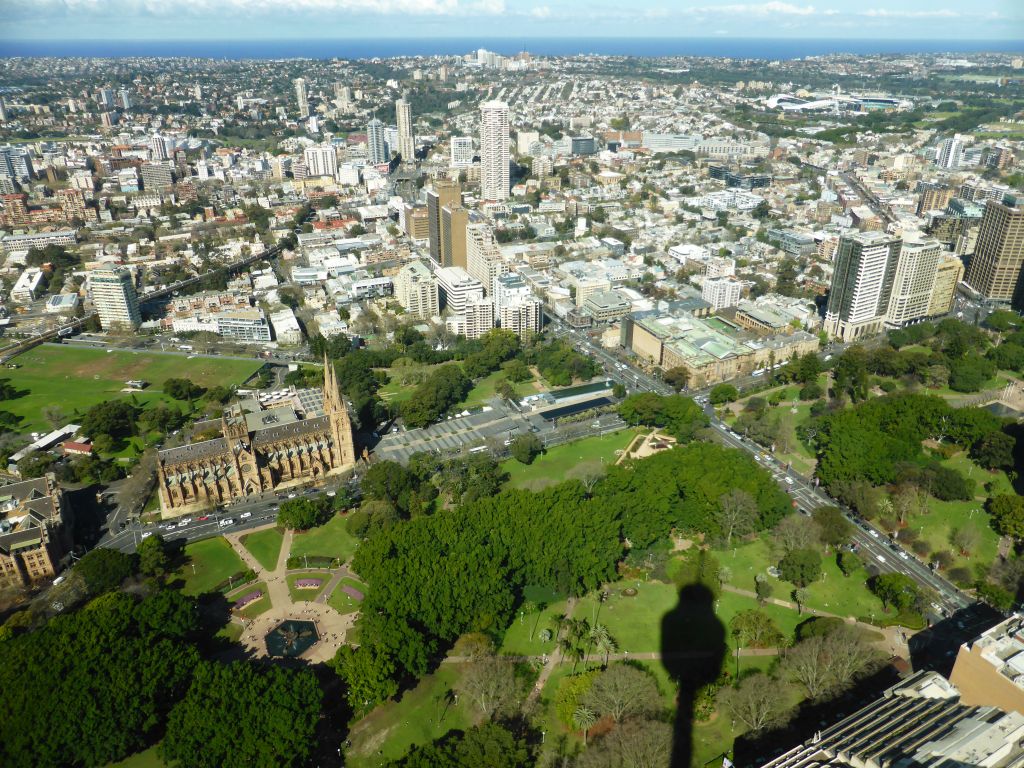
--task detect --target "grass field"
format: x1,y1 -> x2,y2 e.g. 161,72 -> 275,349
380,364 -> 539,411
178,537 -> 247,595
0,345 -> 262,434
502,428 -> 641,491
287,571 -> 332,602
289,513 -> 359,565
461,369 -> 538,409
327,577 -> 366,615
240,528 -> 284,571
107,745 -> 166,768
228,581 -> 271,619
345,665 -> 473,768
499,595 -> 569,656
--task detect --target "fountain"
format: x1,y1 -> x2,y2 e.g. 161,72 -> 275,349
265,619 -> 319,658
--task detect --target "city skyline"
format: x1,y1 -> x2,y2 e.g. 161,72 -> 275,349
2,0 -> 1020,42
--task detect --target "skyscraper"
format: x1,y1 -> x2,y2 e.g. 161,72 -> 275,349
441,205 -> 469,270
426,179 -> 461,264
394,97 -> 415,163
450,136 -> 475,169
294,78 -> 310,119
479,101 -> 510,201
149,135 -> 169,161
366,117 -> 387,165
303,145 -> 338,179
885,239 -> 942,327
393,261 -> 439,320
964,198 -> 1024,306
466,223 -> 509,293
90,267 -> 141,330
824,231 -> 902,342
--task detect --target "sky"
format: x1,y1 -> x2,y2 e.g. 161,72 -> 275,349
1,0 -> 1021,41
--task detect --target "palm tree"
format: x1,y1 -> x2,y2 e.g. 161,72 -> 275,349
521,600 -> 537,627
573,705 -> 597,746
569,644 -> 586,674
558,637 -> 573,665
530,601 -> 547,641
793,588 -> 808,615
593,626 -> 617,667
549,613 -> 567,643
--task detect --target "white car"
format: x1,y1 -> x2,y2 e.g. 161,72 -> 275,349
219,518 -> 234,527
177,521 -> 188,528
876,555 -> 886,563
898,551 -> 909,560
140,532 -> 153,540
240,511 -> 252,519
869,529 -> 880,538
784,477 -> 794,485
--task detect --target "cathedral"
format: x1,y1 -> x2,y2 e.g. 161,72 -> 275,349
156,357 -> 356,515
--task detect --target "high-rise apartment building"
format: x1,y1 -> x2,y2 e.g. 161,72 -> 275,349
928,253 -> 965,317
916,181 -> 954,217
701,277 -> 742,311
119,88 -> 132,110
479,100 -> 510,201
140,162 -> 173,191
935,135 -> 965,169
446,297 -> 496,340
394,98 -> 415,162
334,83 -> 352,109
149,135 -> 169,161
885,239 -> 943,327
90,267 -> 141,330
426,179 -> 461,264
466,223 -> 509,293
824,231 -> 902,342
441,205 -> 469,270
295,78 -> 310,119
303,145 -> 338,179
964,198 -> 1024,306
0,145 -> 34,183
393,260 -> 439,320
450,136 -> 475,168
366,117 -> 388,165
493,273 -> 542,337
435,266 -> 484,314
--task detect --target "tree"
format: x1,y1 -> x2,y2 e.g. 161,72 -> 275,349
730,609 -> 783,648
137,534 -> 170,577
163,378 -> 206,403
41,405 -> 66,429
869,572 -> 919,613
783,629 -> 878,699
773,514 -> 821,556
455,654 -> 518,720
792,588 -> 809,615
583,663 -> 662,724
75,548 -> 136,594
719,673 -> 789,734
755,577 -> 774,605
576,719 -> 672,768
950,526 -> 980,556
989,494 -> 1024,541
331,644 -> 399,713
837,550 -> 859,577
509,433 -> 543,465
81,399 -> 140,439
716,489 -> 758,546
573,705 -> 597,746
16,450 -> 55,479
277,497 -> 331,530
385,723 -> 531,768
163,661 -> 321,768
663,366 -> 690,391
812,506 -> 852,550
709,383 -> 739,405
778,549 -> 822,588
972,431 -> 1016,471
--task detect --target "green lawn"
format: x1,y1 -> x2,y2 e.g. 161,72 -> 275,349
178,537 -> 247,596
461,369 -> 537,409
345,664 -> 473,768
917,497 -> 998,574
228,581 -> 271,619
327,577 -> 366,615
289,513 -> 359,565
107,745 -> 166,768
240,528 -> 284,571
502,428 -> 641,491
0,345 -> 262,434
287,571 -> 332,602
500,596 -> 570,656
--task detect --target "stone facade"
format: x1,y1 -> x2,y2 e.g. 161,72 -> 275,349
156,359 -> 356,514
0,474 -> 71,585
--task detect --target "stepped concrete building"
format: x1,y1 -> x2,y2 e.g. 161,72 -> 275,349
156,359 -> 355,514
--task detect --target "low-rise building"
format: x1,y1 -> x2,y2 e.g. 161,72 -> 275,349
583,289 -> 632,322
0,474 -> 71,585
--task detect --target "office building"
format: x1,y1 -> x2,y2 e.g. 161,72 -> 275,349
824,232 -> 902,342
334,83 -> 352,109
435,266 -> 484,314
303,145 -> 338,179
450,136 -> 475,168
466,223 -> 508,294
928,254 -> 965,317
0,145 -> 34,183
403,204 -> 430,241
90,266 -> 141,330
215,309 -> 272,343
366,117 -> 388,164
0,475 -> 71,586
426,179 -> 461,264
140,162 -> 173,191
148,134 -> 169,161
395,97 -> 415,162
885,239 -> 943,327
701,277 -> 742,311
964,198 -> 1024,306
916,181 -> 954,217
393,260 -> 439,320
98,88 -> 114,107
295,78 -> 310,119
760,671 -> 1024,768
950,613 -> 1024,715
441,205 -> 469,270
480,100 -> 510,201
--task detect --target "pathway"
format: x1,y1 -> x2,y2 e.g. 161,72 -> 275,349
526,596 -> 575,703
223,524 -> 356,662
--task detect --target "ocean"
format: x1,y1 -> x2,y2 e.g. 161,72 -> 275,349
0,37 -> 1020,60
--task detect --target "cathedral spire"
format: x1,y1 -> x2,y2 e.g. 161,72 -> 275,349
323,353 -> 337,412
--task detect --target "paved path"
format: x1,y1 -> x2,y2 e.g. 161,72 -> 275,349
526,597 -> 575,703
224,524 -> 356,662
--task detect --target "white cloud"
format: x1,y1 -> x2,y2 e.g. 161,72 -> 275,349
699,2 -> 819,16
860,8 -> 960,17
27,0 -> 508,16
530,5 -> 551,18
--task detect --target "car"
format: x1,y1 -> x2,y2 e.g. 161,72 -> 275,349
140,532 -> 152,539
784,477 -> 794,486
180,517 -> 192,525
287,493 -> 297,499
869,529 -> 880,538
240,511 -> 252,519
876,555 -> 886,563
754,455 -> 762,462
898,551 -> 909,560
177,521 -> 188,528
219,518 -> 234,527
197,515 -> 209,521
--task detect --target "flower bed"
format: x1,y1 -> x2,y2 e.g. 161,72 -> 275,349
234,590 -> 264,609
295,579 -> 323,589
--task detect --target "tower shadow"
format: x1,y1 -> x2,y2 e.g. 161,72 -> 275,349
662,583 -> 726,768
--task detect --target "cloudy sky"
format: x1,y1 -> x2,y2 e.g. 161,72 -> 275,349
2,0 -> 1020,40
